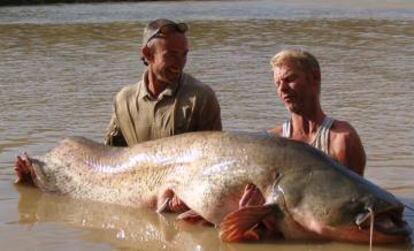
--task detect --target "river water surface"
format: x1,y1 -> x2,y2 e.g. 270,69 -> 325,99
0,1 -> 413,250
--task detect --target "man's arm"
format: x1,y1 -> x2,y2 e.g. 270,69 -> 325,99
330,121 -> 366,176
104,114 -> 128,147
267,126 -> 283,136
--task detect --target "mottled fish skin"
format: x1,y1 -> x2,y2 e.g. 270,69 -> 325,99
32,132 -> 277,215
28,131 -> 410,242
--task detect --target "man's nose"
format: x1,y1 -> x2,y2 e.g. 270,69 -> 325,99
278,81 -> 289,92
174,55 -> 186,69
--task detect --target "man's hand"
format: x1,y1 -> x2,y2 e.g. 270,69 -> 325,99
14,153 -> 34,185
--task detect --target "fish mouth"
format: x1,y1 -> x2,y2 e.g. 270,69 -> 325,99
354,207 -> 412,242
304,207 -> 412,243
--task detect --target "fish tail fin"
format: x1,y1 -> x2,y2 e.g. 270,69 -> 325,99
14,153 -> 36,185
14,153 -> 57,193
219,205 -> 274,242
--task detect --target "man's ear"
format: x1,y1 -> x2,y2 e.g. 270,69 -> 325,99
312,69 -> 321,82
141,46 -> 153,64
311,69 -> 321,94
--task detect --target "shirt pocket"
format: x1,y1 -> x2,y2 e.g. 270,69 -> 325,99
174,105 -> 192,134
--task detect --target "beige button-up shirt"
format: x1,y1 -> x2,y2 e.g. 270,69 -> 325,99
104,71 -> 222,146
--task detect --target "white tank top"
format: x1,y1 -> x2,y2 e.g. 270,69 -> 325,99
282,116 -> 335,155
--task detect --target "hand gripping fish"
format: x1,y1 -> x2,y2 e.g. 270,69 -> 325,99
14,131 -> 411,243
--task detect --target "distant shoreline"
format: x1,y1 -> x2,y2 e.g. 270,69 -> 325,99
0,0 -> 184,7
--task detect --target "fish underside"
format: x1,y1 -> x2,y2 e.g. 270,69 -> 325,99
26,131 -> 411,243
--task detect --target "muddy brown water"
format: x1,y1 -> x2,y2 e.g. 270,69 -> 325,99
0,1 -> 413,250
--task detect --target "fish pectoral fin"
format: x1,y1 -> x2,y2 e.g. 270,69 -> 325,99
156,197 -> 169,213
177,210 -> 213,226
219,205 -> 274,242
157,189 -> 189,213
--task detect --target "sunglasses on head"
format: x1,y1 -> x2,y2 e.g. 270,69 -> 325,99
145,22 -> 188,46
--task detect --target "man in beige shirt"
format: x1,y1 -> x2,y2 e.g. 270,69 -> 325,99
105,19 -> 222,146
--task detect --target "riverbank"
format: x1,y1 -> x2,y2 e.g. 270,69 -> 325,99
0,0 -> 180,7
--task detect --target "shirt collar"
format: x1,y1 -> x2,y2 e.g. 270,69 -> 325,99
138,70 -> 181,101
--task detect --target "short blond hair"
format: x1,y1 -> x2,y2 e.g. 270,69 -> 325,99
270,49 -> 320,73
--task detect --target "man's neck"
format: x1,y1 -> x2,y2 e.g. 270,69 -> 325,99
147,71 -> 169,98
291,109 -> 326,135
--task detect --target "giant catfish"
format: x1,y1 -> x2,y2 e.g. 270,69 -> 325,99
13,131 -> 411,243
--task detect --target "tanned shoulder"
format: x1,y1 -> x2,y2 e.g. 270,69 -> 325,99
329,120 -> 366,176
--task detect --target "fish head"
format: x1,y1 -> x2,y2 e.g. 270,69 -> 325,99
267,151 -> 412,243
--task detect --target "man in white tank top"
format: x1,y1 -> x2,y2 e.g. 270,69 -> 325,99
267,49 -> 366,176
